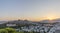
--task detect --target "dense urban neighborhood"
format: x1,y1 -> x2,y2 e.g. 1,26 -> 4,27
0,19 -> 60,33
0,0 -> 60,33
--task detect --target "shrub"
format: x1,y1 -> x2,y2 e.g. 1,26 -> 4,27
0,29 -> 8,33
5,28 -> 16,33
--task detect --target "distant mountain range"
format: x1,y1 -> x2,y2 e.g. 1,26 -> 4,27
0,18 -> 60,24
39,18 -> 60,23
0,21 -> 8,24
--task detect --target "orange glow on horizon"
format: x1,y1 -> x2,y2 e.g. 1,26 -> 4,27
0,16 -> 59,21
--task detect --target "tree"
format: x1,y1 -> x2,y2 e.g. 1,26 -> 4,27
0,29 -> 8,33
5,28 -> 16,33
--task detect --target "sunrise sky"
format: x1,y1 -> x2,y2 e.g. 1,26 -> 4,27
0,0 -> 60,21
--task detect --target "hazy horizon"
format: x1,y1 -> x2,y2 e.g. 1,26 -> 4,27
0,0 -> 60,21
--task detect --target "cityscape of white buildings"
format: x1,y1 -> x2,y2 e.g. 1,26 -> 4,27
1,19 -> 60,33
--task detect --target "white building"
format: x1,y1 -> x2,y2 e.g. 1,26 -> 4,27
48,22 -> 60,33
6,24 -> 17,27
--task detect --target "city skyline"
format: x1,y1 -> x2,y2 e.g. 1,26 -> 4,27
0,0 -> 60,21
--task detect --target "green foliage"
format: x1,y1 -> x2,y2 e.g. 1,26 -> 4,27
0,28 -> 17,33
0,29 -> 8,33
5,28 -> 16,33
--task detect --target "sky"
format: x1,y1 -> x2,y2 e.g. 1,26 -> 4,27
0,0 -> 60,21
